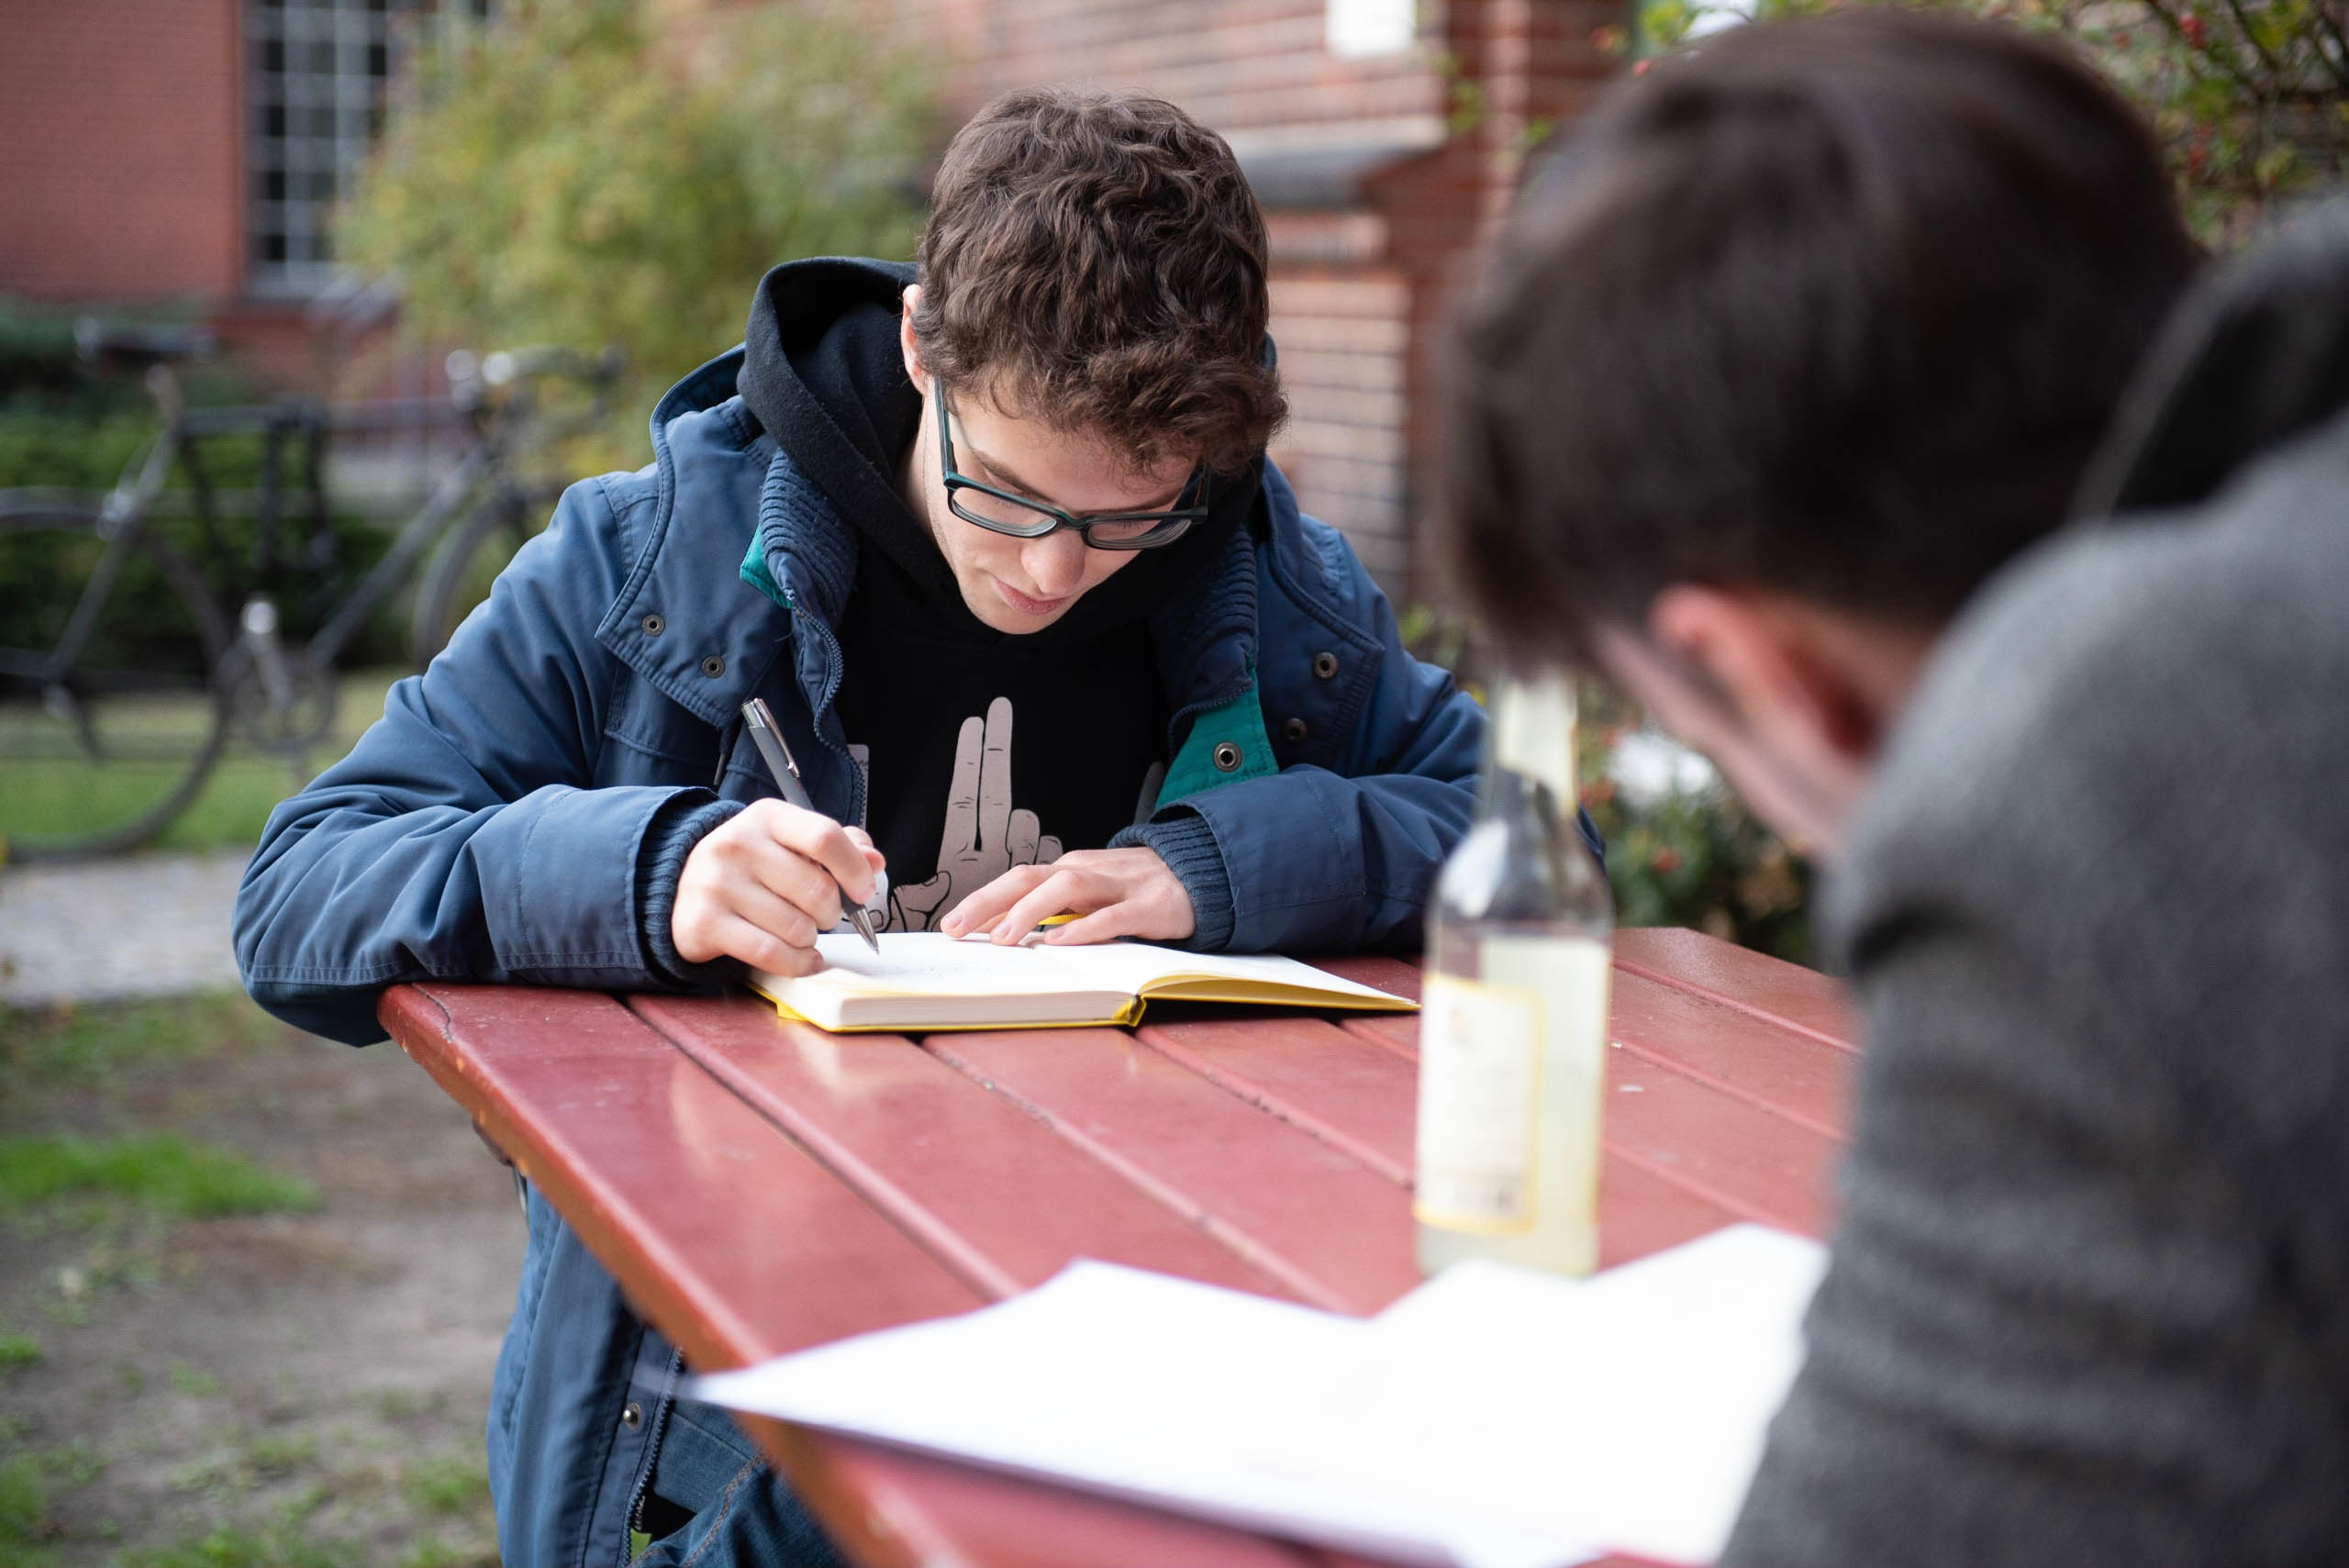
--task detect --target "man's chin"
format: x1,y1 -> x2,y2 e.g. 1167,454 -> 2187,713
974,581 -> 1077,632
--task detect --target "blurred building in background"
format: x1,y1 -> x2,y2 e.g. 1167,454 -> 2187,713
881,0 -> 1626,588
0,0 -> 1625,595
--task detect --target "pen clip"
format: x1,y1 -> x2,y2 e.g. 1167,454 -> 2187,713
742,696 -> 805,785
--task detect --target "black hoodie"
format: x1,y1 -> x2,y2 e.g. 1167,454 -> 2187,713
734,259 -> 1250,926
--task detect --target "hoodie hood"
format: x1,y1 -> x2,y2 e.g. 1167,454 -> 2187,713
734,256 -> 1255,646
2076,198 -> 2349,518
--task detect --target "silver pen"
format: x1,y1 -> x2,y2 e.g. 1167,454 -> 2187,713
740,697 -> 882,952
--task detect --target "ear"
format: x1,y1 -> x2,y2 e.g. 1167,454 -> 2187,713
1648,585 -> 1878,763
899,284 -> 927,386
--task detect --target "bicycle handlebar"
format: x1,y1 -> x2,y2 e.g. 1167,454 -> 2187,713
446,343 -> 624,397
74,318 -> 217,368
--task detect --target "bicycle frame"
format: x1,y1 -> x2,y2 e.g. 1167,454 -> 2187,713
10,344 -> 619,690
299,435 -> 499,669
0,373 -> 190,685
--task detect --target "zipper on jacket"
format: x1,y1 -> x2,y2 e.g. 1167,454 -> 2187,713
784,595 -> 868,829
618,1345 -> 685,1566
712,714 -> 741,790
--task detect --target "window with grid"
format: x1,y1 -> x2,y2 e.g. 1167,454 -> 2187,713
245,0 -> 481,295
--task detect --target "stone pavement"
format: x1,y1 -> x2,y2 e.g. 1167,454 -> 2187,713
0,849 -> 251,1007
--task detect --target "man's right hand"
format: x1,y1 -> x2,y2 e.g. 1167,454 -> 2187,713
670,799 -> 885,975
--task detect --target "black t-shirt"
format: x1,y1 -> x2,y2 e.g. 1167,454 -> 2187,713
832,533 -> 1169,932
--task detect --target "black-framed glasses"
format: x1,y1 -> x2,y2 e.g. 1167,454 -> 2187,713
933,378 -> 1208,550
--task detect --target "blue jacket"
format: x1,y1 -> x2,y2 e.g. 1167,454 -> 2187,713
234,347 -> 1490,1564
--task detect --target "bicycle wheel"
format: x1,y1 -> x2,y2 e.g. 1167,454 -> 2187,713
0,506 -> 230,860
410,488 -> 538,669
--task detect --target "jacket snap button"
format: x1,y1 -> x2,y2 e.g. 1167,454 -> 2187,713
620,1401 -> 642,1431
699,654 -> 725,678
640,612 -> 665,637
1283,717 -> 1309,743
1312,651 -> 1339,680
1211,740 -> 1242,773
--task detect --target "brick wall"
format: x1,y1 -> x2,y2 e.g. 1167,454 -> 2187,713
0,0 -> 1631,574
0,0 -> 244,303
877,0 -> 1447,136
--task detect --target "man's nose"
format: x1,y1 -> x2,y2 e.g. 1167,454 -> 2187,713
1022,530 -> 1090,597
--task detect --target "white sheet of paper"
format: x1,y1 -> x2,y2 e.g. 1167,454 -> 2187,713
688,1226 -> 1825,1568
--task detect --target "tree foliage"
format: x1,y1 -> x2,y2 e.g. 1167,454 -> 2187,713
336,0 -> 930,468
1959,0 -> 2349,242
1634,0 -> 2349,245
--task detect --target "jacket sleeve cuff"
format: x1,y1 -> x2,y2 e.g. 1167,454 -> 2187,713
1114,809 -> 1235,951
637,794 -> 746,986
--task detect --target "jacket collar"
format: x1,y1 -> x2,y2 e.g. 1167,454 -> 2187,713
598,348 -> 795,729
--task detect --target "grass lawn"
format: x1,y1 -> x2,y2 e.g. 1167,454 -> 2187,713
0,670 -> 401,860
0,991 -> 512,1566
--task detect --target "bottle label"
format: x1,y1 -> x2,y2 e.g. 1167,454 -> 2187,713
1414,972 -> 1543,1233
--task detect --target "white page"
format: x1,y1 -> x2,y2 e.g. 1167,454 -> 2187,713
785,931 -> 1406,1004
1288,1226 -> 1827,1566
688,1227 -> 1823,1568
689,1261 -> 1487,1564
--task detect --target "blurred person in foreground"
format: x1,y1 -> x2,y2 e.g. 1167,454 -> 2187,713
237,90 -> 1488,1565
1448,11 -> 2349,1564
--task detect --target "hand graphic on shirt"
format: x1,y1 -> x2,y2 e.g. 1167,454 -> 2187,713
891,696 -> 1062,931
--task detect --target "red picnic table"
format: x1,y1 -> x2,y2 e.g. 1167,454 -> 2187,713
379,926 -> 1856,1568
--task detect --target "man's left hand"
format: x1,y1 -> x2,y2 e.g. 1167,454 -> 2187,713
939,846 -> 1196,946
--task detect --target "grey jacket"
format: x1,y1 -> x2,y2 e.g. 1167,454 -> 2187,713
1724,205 -> 2349,1564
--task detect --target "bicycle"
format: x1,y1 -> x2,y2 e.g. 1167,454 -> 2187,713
0,325 -> 621,861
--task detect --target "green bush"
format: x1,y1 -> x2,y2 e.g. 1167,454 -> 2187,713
1575,686 -> 1812,963
336,0 -> 932,472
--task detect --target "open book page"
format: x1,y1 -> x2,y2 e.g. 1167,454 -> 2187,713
688,1226 -> 1825,1568
752,932 -> 1413,1029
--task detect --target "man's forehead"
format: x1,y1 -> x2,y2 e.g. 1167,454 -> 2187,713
950,384 -> 1198,505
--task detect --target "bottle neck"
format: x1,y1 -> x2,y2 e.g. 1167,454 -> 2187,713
1487,671 -> 1578,806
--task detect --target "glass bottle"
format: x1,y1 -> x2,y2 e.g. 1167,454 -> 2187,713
1415,669 -> 1614,1276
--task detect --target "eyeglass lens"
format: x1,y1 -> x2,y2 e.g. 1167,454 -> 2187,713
949,484 -> 1186,544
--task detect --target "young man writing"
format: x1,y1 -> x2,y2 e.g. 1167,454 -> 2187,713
236,90 -> 1485,1564
1448,13 -> 2349,1563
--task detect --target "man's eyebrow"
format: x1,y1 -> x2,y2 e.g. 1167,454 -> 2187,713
963,440 -> 1189,515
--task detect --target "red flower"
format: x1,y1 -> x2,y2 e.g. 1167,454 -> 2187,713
1649,847 -> 1683,875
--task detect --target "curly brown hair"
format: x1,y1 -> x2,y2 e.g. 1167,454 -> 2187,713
912,88 -> 1286,478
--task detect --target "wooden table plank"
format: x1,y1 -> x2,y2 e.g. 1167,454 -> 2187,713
1139,1013 -> 1743,1268
763,1421 -> 1327,1568
380,985 -> 982,1364
630,995 -> 1303,1303
1603,1050 -> 1839,1235
1607,971 -> 1852,1137
925,1027 -> 1424,1314
1614,927 -> 1857,1052
1336,974 -> 1845,1237
1138,1014 -> 1417,1184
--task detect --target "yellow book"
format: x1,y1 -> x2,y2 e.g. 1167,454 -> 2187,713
750,932 -> 1418,1034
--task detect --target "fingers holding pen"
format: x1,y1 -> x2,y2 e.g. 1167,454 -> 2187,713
670,800 -> 887,967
